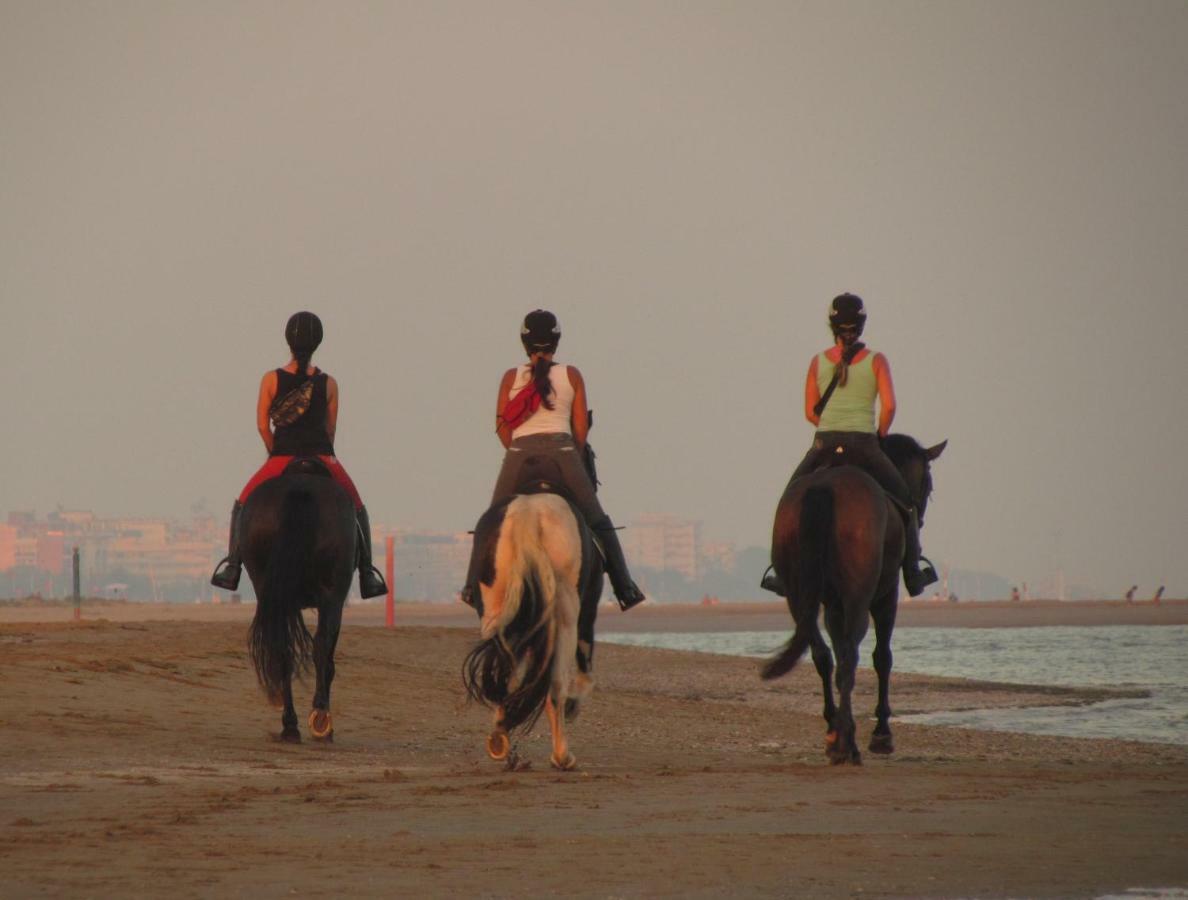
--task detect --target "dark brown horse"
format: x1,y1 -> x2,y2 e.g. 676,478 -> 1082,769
763,434 -> 946,764
241,461 -> 357,742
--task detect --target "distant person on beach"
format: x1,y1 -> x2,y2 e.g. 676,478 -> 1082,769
1153,586 -> 1165,604
1010,587 -> 1021,602
209,312 -> 387,598
1125,585 -> 1138,603
762,292 -> 936,597
458,309 -> 644,611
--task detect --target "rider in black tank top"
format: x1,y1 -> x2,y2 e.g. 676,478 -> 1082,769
210,312 -> 387,599
271,369 -> 335,457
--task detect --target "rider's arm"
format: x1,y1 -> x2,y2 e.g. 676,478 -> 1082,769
256,370 -> 278,454
325,375 -> 339,445
804,356 -> 821,427
568,366 -> 589,449
873,353 -> 896,437
494,368 -> 518,449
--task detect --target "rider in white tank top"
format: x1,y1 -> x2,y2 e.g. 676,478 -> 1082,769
460,309 -> 646,613
510,364 -> 574,439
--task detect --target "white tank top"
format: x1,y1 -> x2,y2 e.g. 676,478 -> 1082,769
510,363 -> 574,439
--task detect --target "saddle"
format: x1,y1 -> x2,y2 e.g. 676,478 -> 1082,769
282,456 -> 333,479
514,456 -> 606,561
807,443 -> 911,515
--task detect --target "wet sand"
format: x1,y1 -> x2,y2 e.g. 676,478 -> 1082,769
1,604 -> 1186,898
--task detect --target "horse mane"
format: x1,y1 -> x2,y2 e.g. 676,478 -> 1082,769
879,433 -> 924,468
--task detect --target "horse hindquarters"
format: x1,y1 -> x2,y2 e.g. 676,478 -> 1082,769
761,486 -> 833,681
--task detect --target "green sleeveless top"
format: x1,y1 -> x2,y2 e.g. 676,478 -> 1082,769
816,350 -> 877,433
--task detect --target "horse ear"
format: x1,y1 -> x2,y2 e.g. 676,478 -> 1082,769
925,439 -> 948,461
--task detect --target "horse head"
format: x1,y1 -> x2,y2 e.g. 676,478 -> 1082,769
882,435 -> 946,526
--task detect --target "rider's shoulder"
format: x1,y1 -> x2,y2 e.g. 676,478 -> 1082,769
565,363 -> 583,381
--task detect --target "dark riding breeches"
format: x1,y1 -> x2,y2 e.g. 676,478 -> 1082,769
786,431 -> 913,506
490,433 -> 608,526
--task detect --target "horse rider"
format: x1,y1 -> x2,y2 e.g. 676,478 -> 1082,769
460,309 -> 646,611
210,312 -> 388,598
763,293 -> 938,597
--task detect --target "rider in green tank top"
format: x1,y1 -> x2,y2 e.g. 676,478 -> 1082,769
763,293 -> 937,598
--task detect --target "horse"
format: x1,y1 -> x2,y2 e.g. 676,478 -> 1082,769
462,477 -> 604,771
762,434 -> 946,765
241,459 -> 357,742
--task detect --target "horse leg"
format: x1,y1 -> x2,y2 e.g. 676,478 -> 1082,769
830,637 -> 861,765
809,625 -> 836,727
545,694 -> 576,771
822,604 -> 861,765
279,677 -> 300,743
309,601 -> 343,741
486,707 -> 510,761
869,592 -> 897,755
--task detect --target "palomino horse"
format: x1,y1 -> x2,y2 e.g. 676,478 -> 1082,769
463,489 -> 604,770
763,434 -> 946,764
241,460 -> 357,742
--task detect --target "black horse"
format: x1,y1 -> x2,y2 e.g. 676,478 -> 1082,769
462,459 -> 605,770
763,434 -> 946,764
241,460 -> 357,742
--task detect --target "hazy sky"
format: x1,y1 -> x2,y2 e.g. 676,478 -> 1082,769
2,1 -> 1185,596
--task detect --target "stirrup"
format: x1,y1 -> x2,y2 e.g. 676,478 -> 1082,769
904,556 -> 938,597
358,566 -> 388,600
759,565 -> 786,596
614,582 -> 646,611
210,557 -> 241,591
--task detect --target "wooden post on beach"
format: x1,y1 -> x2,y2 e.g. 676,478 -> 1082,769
384,535 -> 395,629
72,547 -> 81,621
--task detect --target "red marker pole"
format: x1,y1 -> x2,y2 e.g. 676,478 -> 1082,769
384,535 -> 395,629
72,547 -> 81,621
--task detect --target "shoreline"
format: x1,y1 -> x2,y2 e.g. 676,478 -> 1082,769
3,597 -> 1186,631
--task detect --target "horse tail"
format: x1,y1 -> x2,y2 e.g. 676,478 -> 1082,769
462,498 -> 557,732
761,485 -> 832,680
248,488 -> 317,701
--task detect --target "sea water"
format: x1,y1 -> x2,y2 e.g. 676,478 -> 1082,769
600,624 -> 1188,746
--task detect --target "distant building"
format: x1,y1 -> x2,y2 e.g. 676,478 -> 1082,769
625,514 -> 702,581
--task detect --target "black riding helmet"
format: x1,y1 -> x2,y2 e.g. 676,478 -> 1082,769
828,293 -> 866,340
521,309 -> 560,355
286,311 -> 323,353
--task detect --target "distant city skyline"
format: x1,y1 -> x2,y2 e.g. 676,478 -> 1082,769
2,503 -> 1158,604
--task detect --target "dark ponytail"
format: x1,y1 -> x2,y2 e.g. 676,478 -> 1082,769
294,350 -> 314,382
531,356 -> 555,410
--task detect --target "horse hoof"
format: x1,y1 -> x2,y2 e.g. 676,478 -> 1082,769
486,729 -> 510,761
309,709 -> 334,740
869,734 -> 894,755
278,729 -> 301,744
550,752 -> 577,771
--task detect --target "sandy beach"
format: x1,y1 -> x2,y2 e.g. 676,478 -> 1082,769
1,602 -> 1186,898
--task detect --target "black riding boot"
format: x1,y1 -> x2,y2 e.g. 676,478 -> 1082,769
356,507 -> 388,599
210,501 -> 244,591
595,518 -> 645,611
901,506 -> 937,597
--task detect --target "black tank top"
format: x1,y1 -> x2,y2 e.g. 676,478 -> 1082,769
271,368 -> 335,457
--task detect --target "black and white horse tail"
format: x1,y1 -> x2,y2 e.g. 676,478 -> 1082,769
463,495 -> 574,732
